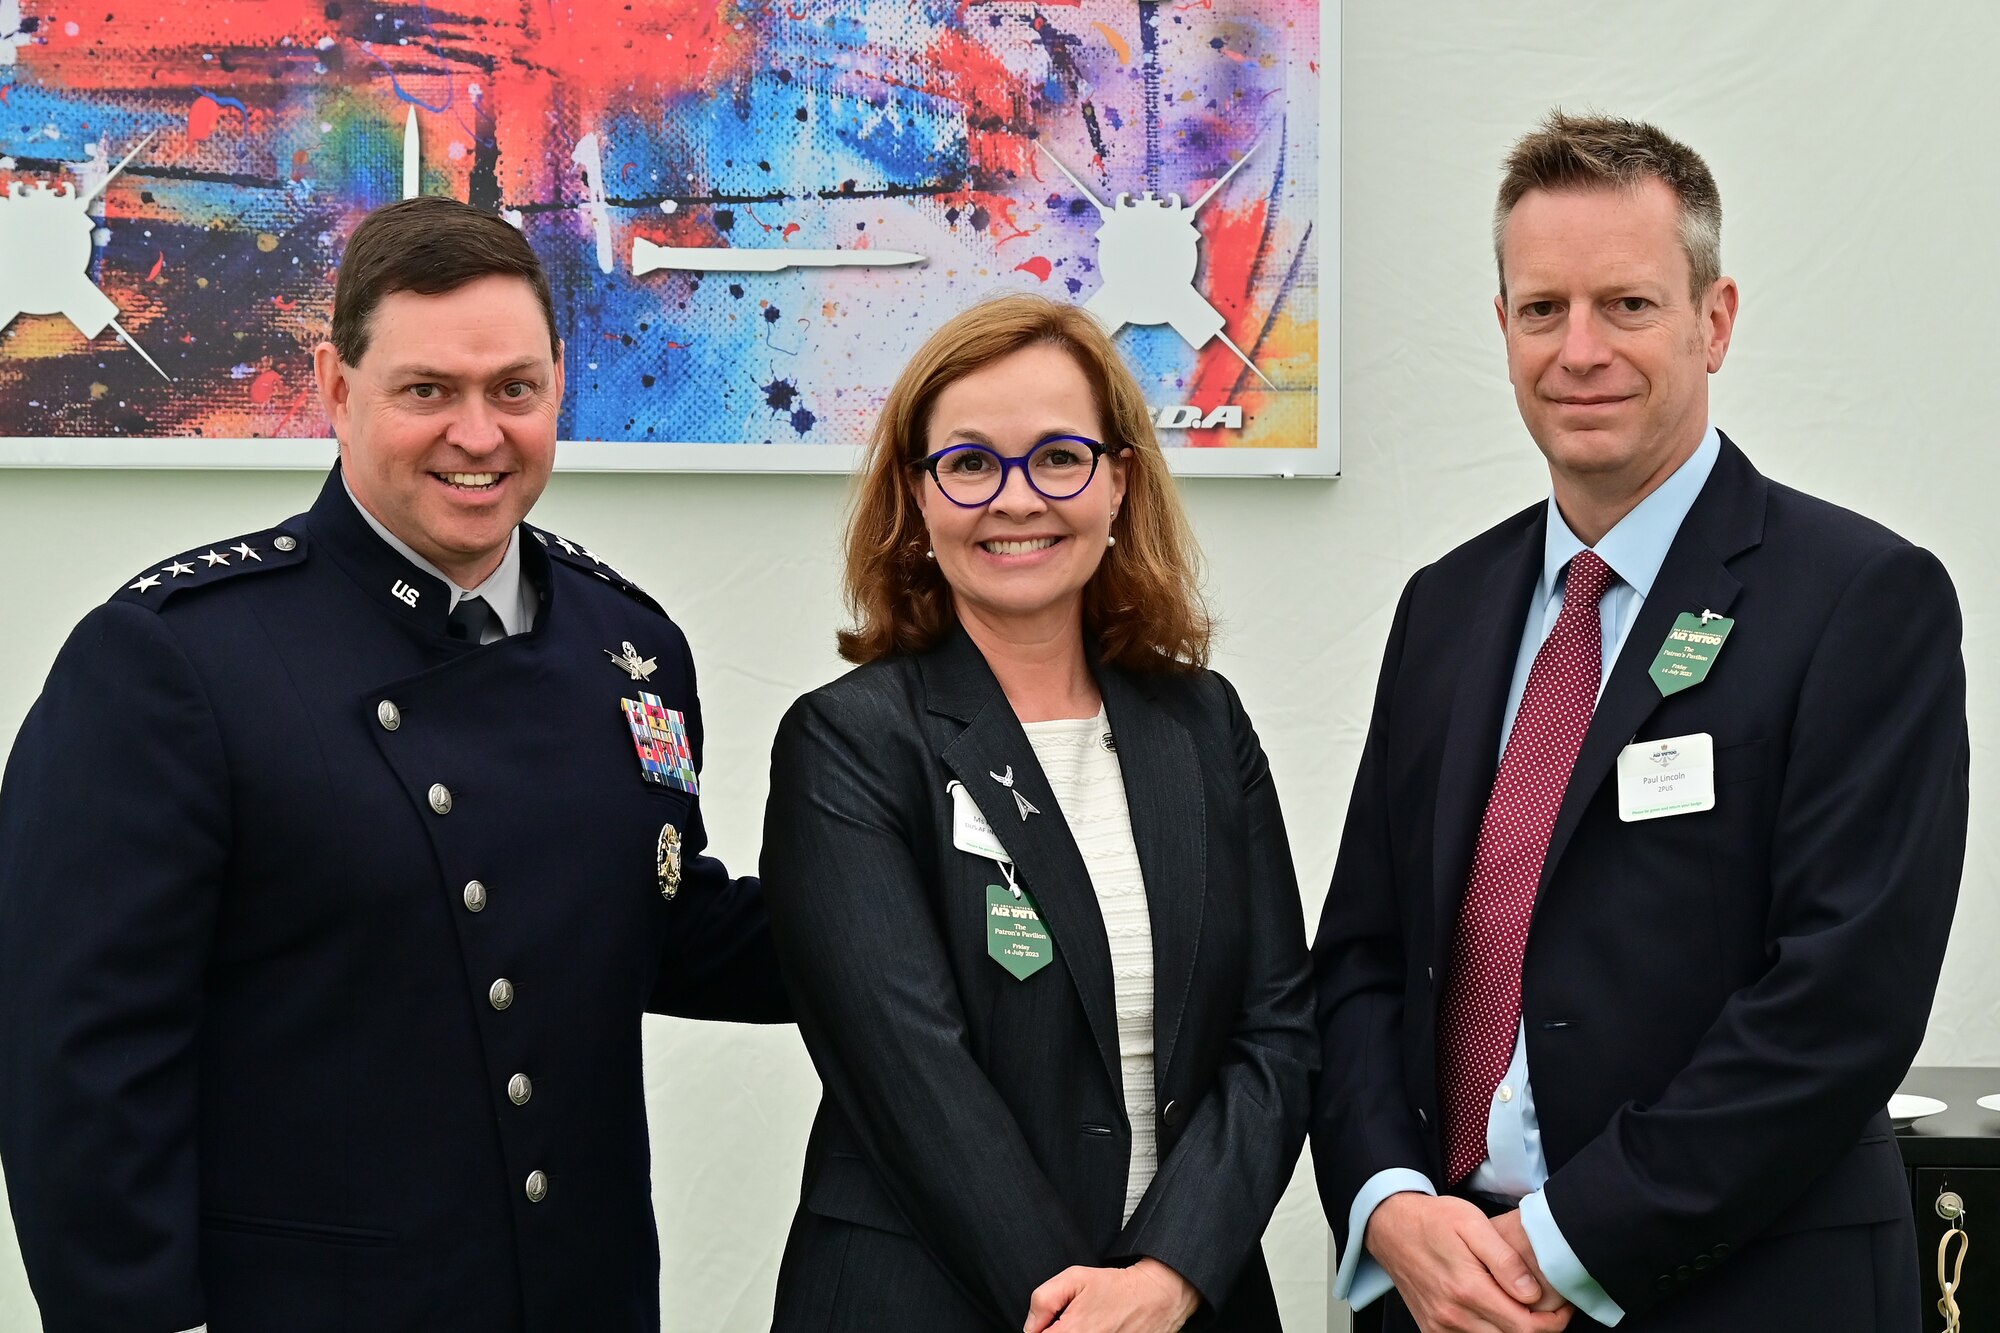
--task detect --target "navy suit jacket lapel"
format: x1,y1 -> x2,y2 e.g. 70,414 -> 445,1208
1536,434 -> 1767,898
1098,666 -> 1205,1083
921,630 -> 1123,1092
1431,505 -> 1544,970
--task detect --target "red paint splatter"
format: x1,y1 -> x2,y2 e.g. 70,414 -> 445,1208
665,341 -> 688,349
782,222 -> 801,239
272,295 -> 295,309
621,161 -> 636,179
924,30 -> 1035,178
1014,256 -> 1052,282
1185,197 -> 1270,447
188,96 -> 222,142
0,86 -> 12,105
147,251 -> 164,281
291,149 -> 311,182
248,369 -> 284,404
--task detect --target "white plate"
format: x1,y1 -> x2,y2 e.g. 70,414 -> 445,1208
1976,1094 -> 2000,1114
1890,1093 -> 1947,1124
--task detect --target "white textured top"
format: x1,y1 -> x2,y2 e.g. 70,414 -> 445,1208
1022,707 -> 1157,1224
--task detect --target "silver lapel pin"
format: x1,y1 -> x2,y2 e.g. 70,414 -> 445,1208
988,765 -> 1040,822
605,640 -> 658,681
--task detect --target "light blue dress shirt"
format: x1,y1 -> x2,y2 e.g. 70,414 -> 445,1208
1334,426 -> 1722,1325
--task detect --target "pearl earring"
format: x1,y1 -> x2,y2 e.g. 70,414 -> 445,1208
1106,535 -> 1117,548
925,549 -> 935,560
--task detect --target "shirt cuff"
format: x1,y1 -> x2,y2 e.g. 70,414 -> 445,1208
1519,1188 -> 1626,1326
1333,1167 -> 1437,1308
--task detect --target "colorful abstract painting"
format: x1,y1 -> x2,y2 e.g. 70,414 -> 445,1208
0,0 -> 1326,471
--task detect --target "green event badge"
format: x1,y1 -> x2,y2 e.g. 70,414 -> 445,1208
1649,611 -> 1735,697
987,883 -> 1054,980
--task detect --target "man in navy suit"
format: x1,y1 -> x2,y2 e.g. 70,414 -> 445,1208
0,197 -> 787,1332
1313,113 -> 1967,1331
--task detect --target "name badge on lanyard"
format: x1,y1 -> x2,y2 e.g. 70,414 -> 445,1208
949,781 -> 1053,980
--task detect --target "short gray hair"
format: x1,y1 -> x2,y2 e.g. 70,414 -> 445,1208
1493,110 -> 1722,300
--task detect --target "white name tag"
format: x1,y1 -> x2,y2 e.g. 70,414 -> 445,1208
1616,732 -> 1716,822
948,780 -> 1012,862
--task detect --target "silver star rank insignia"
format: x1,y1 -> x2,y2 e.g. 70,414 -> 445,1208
605,640 -> 658,681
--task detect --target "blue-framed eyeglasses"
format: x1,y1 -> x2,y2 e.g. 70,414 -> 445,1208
911,435 -> 1125,508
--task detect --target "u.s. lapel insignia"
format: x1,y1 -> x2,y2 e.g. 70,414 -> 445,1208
988,764 -> 1040,822
656,822 -> 683,899
620,691 -> 701,795
606,640 -> 658,681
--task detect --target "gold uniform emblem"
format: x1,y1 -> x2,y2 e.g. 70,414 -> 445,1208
656,823 -> 682,900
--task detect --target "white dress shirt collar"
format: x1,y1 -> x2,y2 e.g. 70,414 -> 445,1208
341,478 -> 535,637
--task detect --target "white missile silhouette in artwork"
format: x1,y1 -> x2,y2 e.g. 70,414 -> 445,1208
632,238 -> 925,275
0,131 -> 171,380
1038,140 -> 1272,387
402,105 -> 420,199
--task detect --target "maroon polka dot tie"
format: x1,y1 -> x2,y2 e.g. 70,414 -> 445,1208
1438,549 -> 1616,1185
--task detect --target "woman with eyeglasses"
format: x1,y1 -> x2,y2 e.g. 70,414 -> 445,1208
762,294 -> 1316,1333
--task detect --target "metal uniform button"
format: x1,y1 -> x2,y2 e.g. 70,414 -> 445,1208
463,880 -> 487,913
428,783 -> 453,815
273,535 -> 297,552
489,978 -> 514,1010
525,1170 -> 548,1203
509,1073 -> 533,1105
1498,1085 -> 1515,1104
377,700 -> 401,731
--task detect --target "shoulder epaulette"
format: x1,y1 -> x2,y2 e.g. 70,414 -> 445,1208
527,527 -> 665,617
111,525 -> 307,609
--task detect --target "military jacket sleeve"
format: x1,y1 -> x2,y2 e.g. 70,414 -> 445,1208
0,600 -> 226,1331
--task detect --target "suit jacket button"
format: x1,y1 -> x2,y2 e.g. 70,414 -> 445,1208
1656,1276 -> 1675,1294
1161,1100 -> 1183,1128
489,978 -> 515,1010
525,1170 -> 548,1203
508,1073 -> 533,1105
1713,1243 -> 1730,1260
463,880 -> 487,913
428,783 -> 453,815
377,700 -> 401,731
1676,1265 -> 1692,1283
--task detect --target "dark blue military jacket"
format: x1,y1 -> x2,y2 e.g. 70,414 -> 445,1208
0,466 -> 788,1333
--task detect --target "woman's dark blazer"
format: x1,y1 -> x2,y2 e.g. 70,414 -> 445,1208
761,627 -> 1317,1333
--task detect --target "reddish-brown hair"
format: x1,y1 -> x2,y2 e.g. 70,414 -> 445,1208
837,294 -> 1211,672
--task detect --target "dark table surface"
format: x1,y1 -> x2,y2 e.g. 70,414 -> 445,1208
1894,1066 -> 2000,1168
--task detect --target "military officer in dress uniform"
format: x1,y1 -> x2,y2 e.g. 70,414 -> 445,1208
0,197 -> 788,1333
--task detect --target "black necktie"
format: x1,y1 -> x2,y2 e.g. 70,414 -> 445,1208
447,594 -> 497,643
